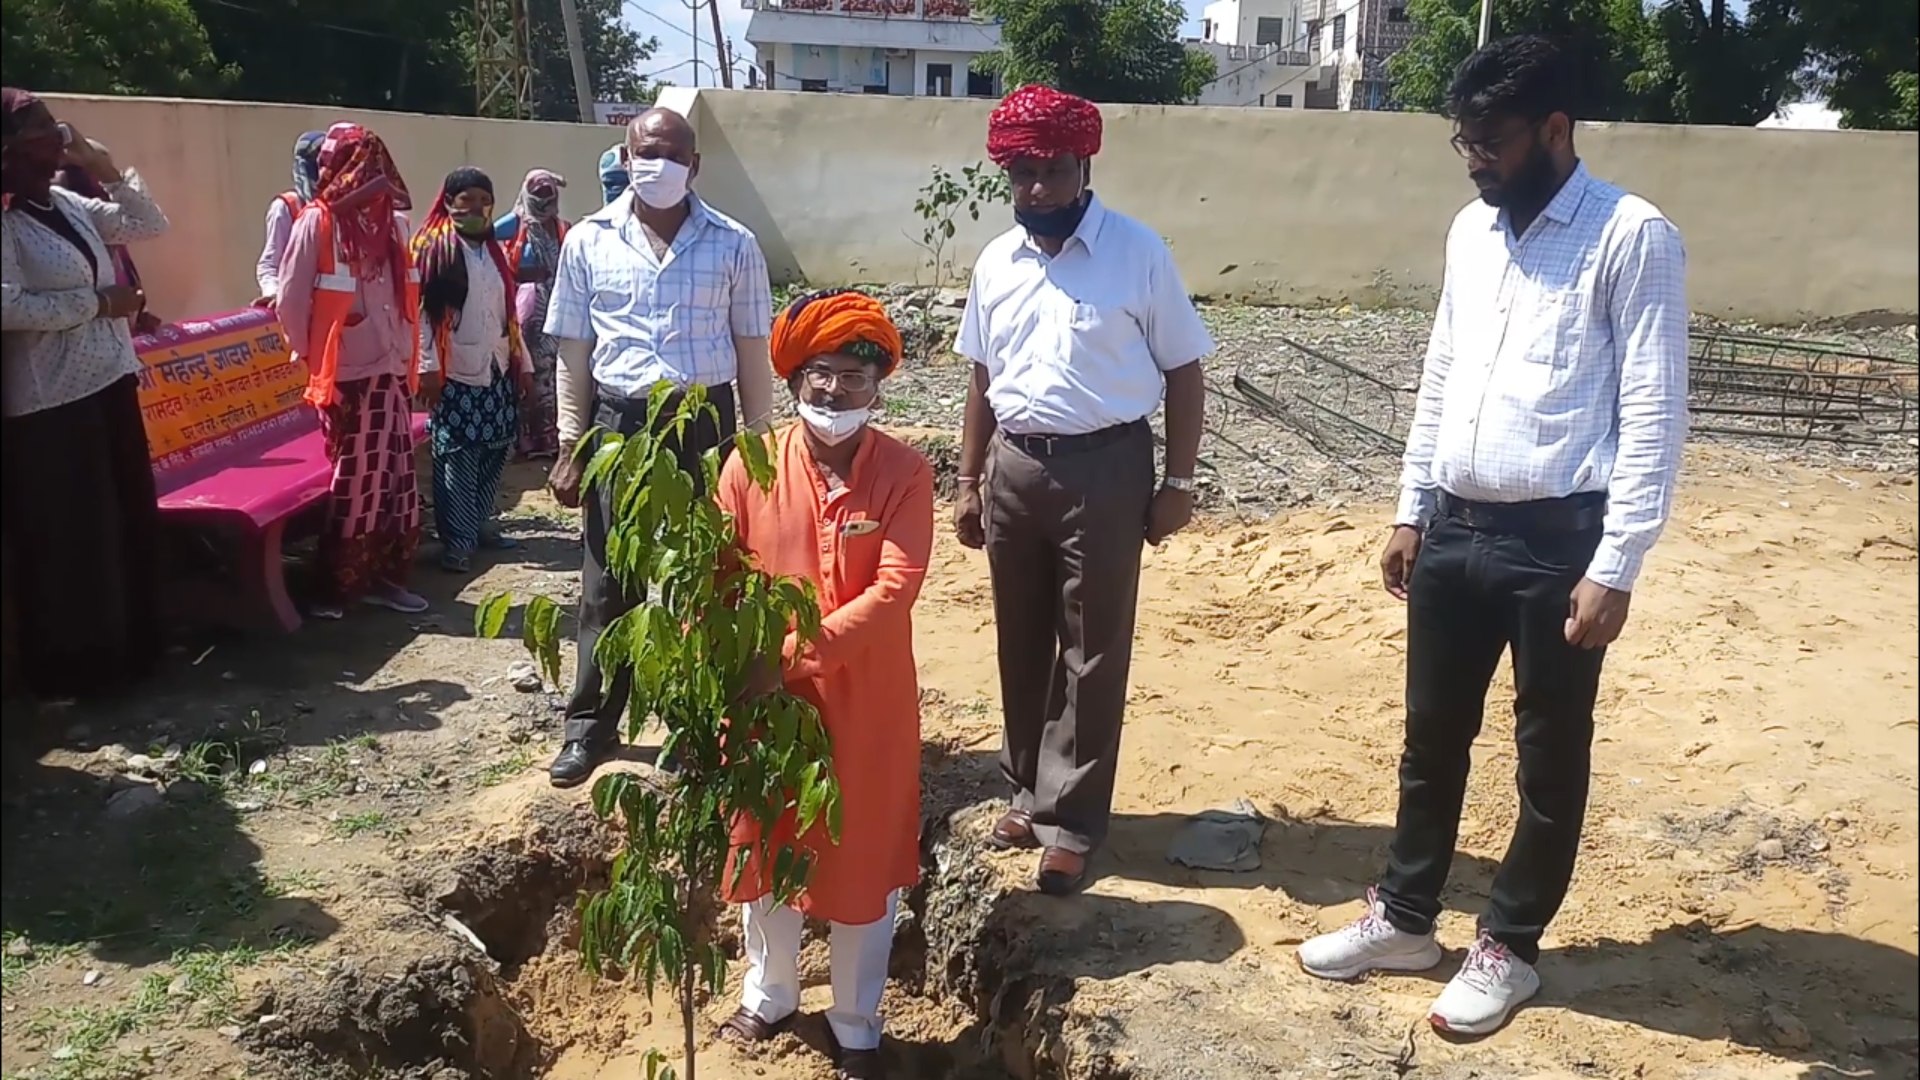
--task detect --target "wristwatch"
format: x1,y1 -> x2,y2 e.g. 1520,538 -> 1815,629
1162,476 -> 1196,493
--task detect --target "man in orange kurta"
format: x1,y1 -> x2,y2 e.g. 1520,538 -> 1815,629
714,289 -> 933,1079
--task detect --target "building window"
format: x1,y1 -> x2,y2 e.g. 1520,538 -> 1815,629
800,78 -> 828,92
1254,16 -> 1285,46
925,62 -> 953,96
1274,93 -> 1293,107
1306,18 -> 1321,46
967,68 -> 997,97
1388,5 -> 1409,20
763,59 -> 775,87
1332,13 -> 1346,51
863,84 -> 888,94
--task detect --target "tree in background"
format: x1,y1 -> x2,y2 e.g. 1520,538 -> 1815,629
1387,0 -> 1914,129
3,0 -> 232,97
1386,0 -> 1662,120
1789,0 -> 1918,129
528,0 -> 664,120
1630,0 -> 1807,126
973,0 -> 1218,104
187,0 -> 473,115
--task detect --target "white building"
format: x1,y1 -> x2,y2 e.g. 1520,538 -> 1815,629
1199,0 -> 1305,48
1187,41 -> 1318,108
742,0 -> 1003,97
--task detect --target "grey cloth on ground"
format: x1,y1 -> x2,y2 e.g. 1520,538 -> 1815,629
1165,799 -> 1268,872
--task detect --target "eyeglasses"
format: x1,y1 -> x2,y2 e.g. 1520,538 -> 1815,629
800,368 -> 876,394
1449,121 -> 1540,161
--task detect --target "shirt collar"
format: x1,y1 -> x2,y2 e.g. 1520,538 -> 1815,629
1022,191 -> 1108,258
585,189 -> 715,233
1492,160 -> 1591,234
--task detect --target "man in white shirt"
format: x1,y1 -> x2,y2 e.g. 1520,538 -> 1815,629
542,106 -> 776,788
1296,36 -> 1689,1037
954,85 -> 1214,897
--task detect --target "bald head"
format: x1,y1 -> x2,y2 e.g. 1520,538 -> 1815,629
629,107 -> 696,158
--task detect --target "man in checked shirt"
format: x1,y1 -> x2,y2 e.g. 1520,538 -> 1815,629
1297,35 -> 1689,1036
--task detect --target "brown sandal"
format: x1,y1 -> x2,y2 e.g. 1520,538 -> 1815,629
716,1007 -> 789,1044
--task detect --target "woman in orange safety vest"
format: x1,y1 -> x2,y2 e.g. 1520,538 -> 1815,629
273,122 -> 429,619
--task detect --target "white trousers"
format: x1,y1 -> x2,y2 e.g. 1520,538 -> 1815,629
739,890 -> 898,1051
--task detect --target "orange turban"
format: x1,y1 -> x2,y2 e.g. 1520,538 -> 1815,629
770,289 -> 904,380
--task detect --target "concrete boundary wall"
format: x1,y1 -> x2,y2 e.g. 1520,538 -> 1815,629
40,90 -> 1920,324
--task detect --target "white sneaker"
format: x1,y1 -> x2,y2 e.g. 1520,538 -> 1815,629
1297,888 -> 1444,981
1428,933 -> 1540,1036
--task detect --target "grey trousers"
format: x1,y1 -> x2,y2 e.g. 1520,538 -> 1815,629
563,386 -> 736,746
984,421 -> 1155,854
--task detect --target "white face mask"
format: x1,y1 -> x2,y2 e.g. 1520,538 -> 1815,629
626,155 -> 690,210
795,399 -> 872,446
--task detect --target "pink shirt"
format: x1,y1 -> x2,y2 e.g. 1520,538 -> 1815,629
275,209 -> 414,384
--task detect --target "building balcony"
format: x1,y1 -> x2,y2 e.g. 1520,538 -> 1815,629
744,0 -> 975,18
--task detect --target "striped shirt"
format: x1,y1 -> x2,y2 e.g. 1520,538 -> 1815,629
1395,163 -> 1690,593
543,191 -> 772,396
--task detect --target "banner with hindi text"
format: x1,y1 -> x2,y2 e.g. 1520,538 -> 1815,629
134,308 -> 312,475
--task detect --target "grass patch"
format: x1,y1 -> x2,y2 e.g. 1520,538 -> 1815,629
5,943 -> 288,1080
3,932 -> 82,997
330,810 -> 392,839
476,747 -> 535,788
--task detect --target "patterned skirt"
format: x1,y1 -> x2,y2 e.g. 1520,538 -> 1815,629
431,370 -> 519,456
317,373 -> 422,600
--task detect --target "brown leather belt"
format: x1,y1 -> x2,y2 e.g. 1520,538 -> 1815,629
1437,491 -> 1606,533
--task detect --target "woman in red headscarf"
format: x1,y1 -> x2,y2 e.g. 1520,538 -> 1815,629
714,289 -> 931,1080
275,122 -> 429,618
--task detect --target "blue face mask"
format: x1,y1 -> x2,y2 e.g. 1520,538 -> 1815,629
1015,192 -> 1091,241
601,172 -> 629,205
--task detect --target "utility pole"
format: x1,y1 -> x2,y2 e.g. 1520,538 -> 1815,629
1476,0 -> 1493,47
707,0 -> 734,88
473,0 -> 533,118
558,0 -> 597,123
692,2 -> 701,87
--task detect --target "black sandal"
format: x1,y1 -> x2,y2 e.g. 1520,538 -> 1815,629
826,1025 -> 886,1080
716,1007 -> 789,1044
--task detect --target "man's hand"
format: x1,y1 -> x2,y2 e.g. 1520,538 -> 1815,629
736,653 -> 784,703
513,367 -> 536,401
95,285 -> 143,320
1380,525 -> 1422,601
1145,486 -> 1194,546
954,480 -> 986,550
1565,578 -> 1632,649
417,373 -> 443,410
549,452 -> 585,509
250,295 -> 277,310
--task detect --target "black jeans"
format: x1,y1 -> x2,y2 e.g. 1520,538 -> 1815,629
1377,508 -> 1607,964
563,386 -> 736,746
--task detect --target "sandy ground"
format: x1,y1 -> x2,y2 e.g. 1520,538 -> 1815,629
2,440 -> 1915,1080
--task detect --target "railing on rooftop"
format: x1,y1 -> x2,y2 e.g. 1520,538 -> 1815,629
745,0 -> 974,16
1215,43 -> 1314,66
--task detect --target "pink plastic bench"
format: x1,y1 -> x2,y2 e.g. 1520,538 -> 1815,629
137,309 -> 427,632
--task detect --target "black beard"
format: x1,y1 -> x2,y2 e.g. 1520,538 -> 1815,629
1476,144 -> 1558,211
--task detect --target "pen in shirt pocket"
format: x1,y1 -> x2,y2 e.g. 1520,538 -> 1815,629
842,519 -> 880,537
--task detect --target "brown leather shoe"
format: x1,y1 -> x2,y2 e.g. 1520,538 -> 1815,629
1036,847 -> 1088,896
989,808 -> 1039,850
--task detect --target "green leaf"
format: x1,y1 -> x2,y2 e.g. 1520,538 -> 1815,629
474,591 -> 512,639
523,594 -> 565,686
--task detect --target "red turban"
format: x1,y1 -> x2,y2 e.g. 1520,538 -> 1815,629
986,84 -> 1103,167
770,289 -> 904,379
